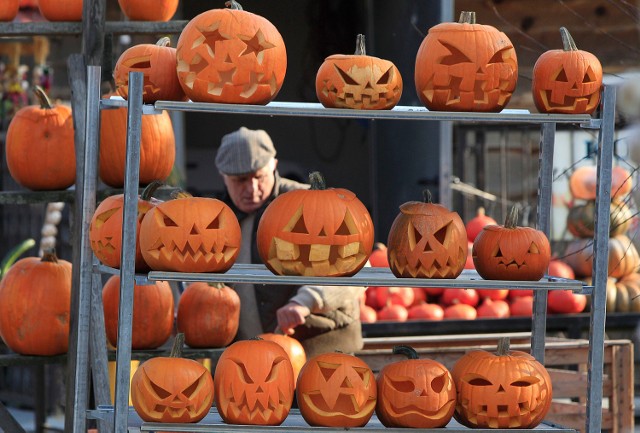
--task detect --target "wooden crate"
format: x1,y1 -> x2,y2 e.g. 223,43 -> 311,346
356,332 -> 634,433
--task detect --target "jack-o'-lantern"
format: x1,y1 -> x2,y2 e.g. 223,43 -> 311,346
176,0 -> 287,105
376,345 -> 456,428
532,27 -> 602,115
316,34 -> 402,110
297,351 -> 377,427
451,337 -> 552,428
257,172 -> 374,277
114,37 -> 187,103
415,11 -> 518,112
131,334 -> 214,423
259,333 -> 307,382
387,191 -> 467,279
214,339 -> 294,425
139,192 -> 241,273
472,207 -> 550,281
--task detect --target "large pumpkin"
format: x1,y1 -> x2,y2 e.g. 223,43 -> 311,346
102,275 -> 174,350
258,332 -> 307,382
387,191 -> 467,279
0,0 -> 19,21
214,338 -> 294,425
177,282 -> 240,348
131,333 -> 214,423
472,207 -> 551,281
563,235 -> 640,279
38,0 -> 83,21
316,34 -> 402,110
415,11 -> 518,112
297,351 -> 377,427
139,194 -> 241,273
257,172 -> 374,277
114,37 -> 186,103
0,250 -> 72,355
6,86 -> 76,191
532,27 -> 602,115
176,0 -> 287,105
566,199 -> 631,239
118,0 -> 178,22
569,165 -> 632,201
375,345 -> 456,428
451,338 -> 552,428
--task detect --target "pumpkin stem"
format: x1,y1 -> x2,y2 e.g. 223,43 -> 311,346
40,248 -> 59,263
458,11 -> 476,25
225,0 -> 243,10
207,282 -> 227,289
559,27 -> 578,51
422,189 -> 433,203
0,238 -> 36,278
170,333 -> 186,358
170,188 -> 194,200
140,180 -> 166,201
308,171 -> 327,190
504,206 -> 519,229
476,207 -> 486,217
496,337 -> 510,355
354,34 -> 366,56
156,36 -> 171,48
392,345 -> 419,360
33,85 -> 54,110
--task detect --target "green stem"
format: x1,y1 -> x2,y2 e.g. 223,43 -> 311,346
309,171 -> 327,190
33,85 -> 53,110
504,206 -> 519,229
354,34 -> 366,56
422,189 -> 433,203
170,333 -> 185,357
156,36 -> 171,48
497,337 -> 510,355
140,180 -> 166,201
559,27 -> 578,51
40,248 -> 58,264
392,345 -> 419,360
458,11 -> 476,24
0,238 -> 36,277
225,0 -> 243,10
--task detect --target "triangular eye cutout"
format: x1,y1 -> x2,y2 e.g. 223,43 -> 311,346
182,378 -> 201,397
335,218 -> 352,236
319,227 -> 327,237
161,213 -> 179,227
376,67 -> 393,85
408,222 -> 423,249
494,247 -> 504,258
433,222 -> 451,246
554,68 -> 569,82
150,381 -> 172,398
353,366 -> 370,384
340,377 -> 352,388
335,65 -> 359,85
583,67 -> 595,83
233,360 -> 254,384
487,48 -> 509,64
190,224 -> 199,235
290,214 -> 308,234
318,362 -> 340,381
439,41 -> 473,65
528,242 -> 540,254
206,215 -> 220,230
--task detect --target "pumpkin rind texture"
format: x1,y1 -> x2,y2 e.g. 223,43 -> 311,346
38,0 -> 83,21
259,333 -> 307,382
0,0 -> 19,21
118,0 -> 178,22
415,11 -> 518,112
569,165 -> 632,201
176,5 -> 287,105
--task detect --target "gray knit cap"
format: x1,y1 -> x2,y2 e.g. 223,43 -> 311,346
215,127 -> 277,175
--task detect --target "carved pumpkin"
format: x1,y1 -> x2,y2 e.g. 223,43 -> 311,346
102,276 -> 174,350
258,333 -> 307,382
472,207 -> 551,281
6,86 -> 76,191
0,0 -> 19,21
451,337 -> 552,428
139,193 -> 241,273
114,37 -> 187,103
176,0 -> 287,105
566,199 -> 631,239
532,27 -> 602,115
415,11 -> 518,112
177,282 -> 240,348
569,165 -> 632,201
131,333 -> 215,423
387,191 -> 467,279
99,97 -> 175,188
214,338 -> 294,425
257,172 -> 374,277
118,0 -> 178,22
38,0 -> 83,21
297,351 -> 377,427
376,345 -> 456,428
0,250 -> 72,355
316,34 -> 402,110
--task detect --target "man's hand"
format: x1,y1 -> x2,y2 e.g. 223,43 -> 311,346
276,302 -> 311,335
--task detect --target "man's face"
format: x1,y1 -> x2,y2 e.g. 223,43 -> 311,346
222,159 -> 277,214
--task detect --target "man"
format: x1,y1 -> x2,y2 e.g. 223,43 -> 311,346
215,126 -> 364,357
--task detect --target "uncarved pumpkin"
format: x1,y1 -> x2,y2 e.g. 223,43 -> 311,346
569,165 -> 632,201
38,0 -> 83,21
118,0 -> 178,22
258,333 -> 307,382
0,0 -> 19,21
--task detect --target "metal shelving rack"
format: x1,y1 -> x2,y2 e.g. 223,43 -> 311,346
75,64 -> 616,433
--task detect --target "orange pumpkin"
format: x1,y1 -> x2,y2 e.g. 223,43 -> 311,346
102,275 -> 174,350
0,0 -> 19,21
569,165 -> 632,201
387,191 -> 467,279
465,207 -> 497,242
375,345 -> 456,428
297,351 -> 377,427
99,96 -> 176,188
6,86 -> 76,191
139,194 -> 241,273
0,250 -> 72,355
118,0 -> 178,22
566,199 -> 631,239
258,332 -> 307,382
176,0 -> 287,105
38,0 -> 83,21
316,34 -> 402,110
177,282 -> 240,348
415,11 -> 518,112
131,333 -> 214,423
563,235 -> 640,279
114,37 -> 186,103
532,27 -> 602,115
256,172 -> 374,277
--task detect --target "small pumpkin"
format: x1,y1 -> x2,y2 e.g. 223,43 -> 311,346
131,333 -> 214,423
316,34 -> 402,110
566,199 -> 632,238
0,0 -> 19,21
118,0 -> 178,22
465,207 -> 497,242
375,345 -> 456,428
214,338 -> 294,425
176,0 -> 287,105
6,86 -> 76,191
38,0 -> 83,21
177,282 -> 240,348
257,171 -> 374,277
415,11 -> 518,112
258,332 -> 307,382
297,351 -> 377,427
569,165 -> 633,201
472,206 -> 551,281
387,190 -> 467,279
532,27 -> 602,115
